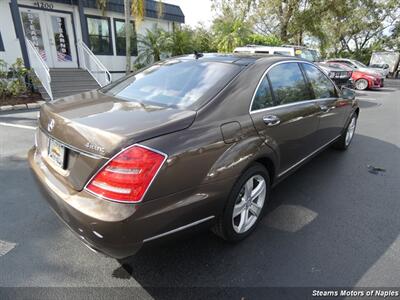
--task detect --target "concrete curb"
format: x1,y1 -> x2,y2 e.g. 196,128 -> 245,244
0,101 -> 45,112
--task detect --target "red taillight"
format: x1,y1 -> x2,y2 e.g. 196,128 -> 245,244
85,145 -> 167,203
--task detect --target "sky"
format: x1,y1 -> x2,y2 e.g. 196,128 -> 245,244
162,0 -> 214,27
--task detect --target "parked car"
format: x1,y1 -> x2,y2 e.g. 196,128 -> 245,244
234,46 -> 354,88
369,63 -> 390,78
325,61 -> 382,90
326,58 -> 385,87
316,62 -> 354,88
234,45 -> 319,62
29,54 -> 359,259
369,51 -> 400,78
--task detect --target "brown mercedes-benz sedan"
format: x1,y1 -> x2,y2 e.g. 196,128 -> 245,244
29,54 -> 359,258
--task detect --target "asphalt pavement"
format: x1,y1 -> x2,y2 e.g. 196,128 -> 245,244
0,81 -> 399,299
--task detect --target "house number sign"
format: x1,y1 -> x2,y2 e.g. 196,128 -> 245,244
33,1 -> 54,9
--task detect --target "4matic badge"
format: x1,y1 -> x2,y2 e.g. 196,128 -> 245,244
85,142 -> 106,154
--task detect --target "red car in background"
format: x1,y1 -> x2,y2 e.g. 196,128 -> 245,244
325,61 -> 382,90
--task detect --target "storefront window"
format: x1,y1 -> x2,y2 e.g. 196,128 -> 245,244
114,19 -> 138,56
86,16 -> 112,55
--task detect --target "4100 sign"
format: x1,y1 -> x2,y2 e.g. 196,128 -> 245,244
33,1 -> 54,9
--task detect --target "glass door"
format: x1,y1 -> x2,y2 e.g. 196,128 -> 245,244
20,8 -> 53,65
20,8 -> 77,68
45,12 -> 77,68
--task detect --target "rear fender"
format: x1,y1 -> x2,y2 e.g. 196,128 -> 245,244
204,136 -> 278,184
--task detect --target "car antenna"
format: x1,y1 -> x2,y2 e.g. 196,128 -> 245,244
194,51 -> 204,59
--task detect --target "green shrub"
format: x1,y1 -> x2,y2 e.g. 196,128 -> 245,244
0,58 -> 35,100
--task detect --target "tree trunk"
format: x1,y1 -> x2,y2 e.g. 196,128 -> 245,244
124,0 -> 131,75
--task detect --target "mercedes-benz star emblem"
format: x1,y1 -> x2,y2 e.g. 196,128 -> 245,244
47,119 -> 55,132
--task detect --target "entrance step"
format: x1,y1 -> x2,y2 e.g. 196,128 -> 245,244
34,68 -> 102,101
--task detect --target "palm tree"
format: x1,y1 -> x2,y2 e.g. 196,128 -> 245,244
136,27 -> 172,65
125,0 -> 145,74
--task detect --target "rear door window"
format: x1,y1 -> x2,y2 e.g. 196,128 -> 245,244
268,62 -> 311,105
251,76 -> 274,111
302,63 -> 337,99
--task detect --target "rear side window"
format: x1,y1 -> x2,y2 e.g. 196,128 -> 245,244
268,62 -> 311,105
273,51 -> 291,56
336,61 -> 355,68
251,76 -> 273,111
302,63 -> 337,99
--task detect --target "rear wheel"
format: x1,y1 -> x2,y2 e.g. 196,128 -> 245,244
333,114 -> 357,150
355,78 -> 368,90
212,163 -> 270,241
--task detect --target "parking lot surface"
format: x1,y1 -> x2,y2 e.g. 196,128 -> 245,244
0,81 -> 399,299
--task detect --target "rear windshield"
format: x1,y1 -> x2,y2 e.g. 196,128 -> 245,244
101,59 -> 242,109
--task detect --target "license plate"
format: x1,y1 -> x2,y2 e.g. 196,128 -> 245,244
48,138 -> 65,168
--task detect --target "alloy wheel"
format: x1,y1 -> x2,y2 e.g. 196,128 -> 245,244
355,79 -> 368,90
232,175 -> 266,234
345,116 -> 356,146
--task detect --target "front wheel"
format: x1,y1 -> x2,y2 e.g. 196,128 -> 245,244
333,114 -> 357,150
212,163 -> 270,242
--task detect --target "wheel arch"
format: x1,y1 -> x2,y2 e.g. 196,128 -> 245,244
253,156 -> 276,186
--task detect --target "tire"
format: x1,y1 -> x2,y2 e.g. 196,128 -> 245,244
212,163 -> 270,242
355,78 -> 369,90
333,114 -> 358,150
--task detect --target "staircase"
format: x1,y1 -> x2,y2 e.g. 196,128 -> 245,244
37,68 -> 100,101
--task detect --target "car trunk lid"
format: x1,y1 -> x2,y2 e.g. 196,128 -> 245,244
37,90 -> 196,190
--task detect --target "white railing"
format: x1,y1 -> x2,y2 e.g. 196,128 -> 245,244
77,41 -> 112,87
25,38 -> 53,100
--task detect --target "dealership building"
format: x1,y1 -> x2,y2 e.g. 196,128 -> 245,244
0,0 -> 184,100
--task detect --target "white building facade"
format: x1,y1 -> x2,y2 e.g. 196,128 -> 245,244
0,0 -> 184,82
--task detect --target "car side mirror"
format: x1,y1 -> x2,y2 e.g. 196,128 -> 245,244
341,87 -> 355,100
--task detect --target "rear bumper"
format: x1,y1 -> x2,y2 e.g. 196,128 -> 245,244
28,147 -> 229,259
29,148 -> 142,258
333,78 -> 353,88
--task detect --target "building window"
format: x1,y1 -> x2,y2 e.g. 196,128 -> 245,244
0,31 -> 4,51
114,19 -> 138,56
86,15 -> 112,55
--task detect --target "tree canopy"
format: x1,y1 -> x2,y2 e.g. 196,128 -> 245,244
98,0 -> 400,68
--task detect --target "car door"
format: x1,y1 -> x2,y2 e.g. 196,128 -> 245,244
301,62 -> 351,146
250,62 -> 321,175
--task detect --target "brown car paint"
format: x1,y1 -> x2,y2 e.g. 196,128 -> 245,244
28,55 -> 359,258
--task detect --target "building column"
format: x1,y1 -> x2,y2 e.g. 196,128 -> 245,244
78,0 -> 89,45
9,0 -> 30,68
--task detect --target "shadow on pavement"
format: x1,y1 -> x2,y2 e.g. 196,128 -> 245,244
114,133 -> 400,299
357,100 -> 381,109
0,133 -> 399,299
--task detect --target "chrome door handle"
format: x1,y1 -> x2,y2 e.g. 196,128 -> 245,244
263,115 -> 280,126
319,105 -> 333,112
